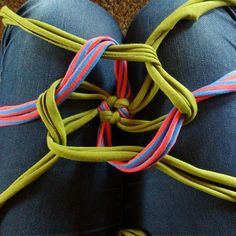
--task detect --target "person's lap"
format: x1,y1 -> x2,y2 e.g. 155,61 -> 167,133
0,0 -> 236,235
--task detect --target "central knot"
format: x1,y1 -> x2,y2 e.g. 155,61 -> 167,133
98,96 -> 130,125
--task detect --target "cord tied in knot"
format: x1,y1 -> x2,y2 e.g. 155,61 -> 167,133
98,96 -> 130,125
107,96 -> 129,109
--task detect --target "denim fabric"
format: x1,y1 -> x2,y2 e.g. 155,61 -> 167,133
124,0 -> 236,235
0,0 -> 124,235
0,0 -> 236,235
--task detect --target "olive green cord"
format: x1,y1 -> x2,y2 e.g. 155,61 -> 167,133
0,0 -> 236,222
118,229 -> 147,236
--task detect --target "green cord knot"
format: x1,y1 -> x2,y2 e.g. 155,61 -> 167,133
99,96 -> 130,125
107,96 -> 130,109
100,110 -> 121,124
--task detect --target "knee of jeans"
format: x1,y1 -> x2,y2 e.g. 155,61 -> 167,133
1,0 -> 123,95
126,0 -> 186,43
124,0 -> 187,92
20,0 -> 122,42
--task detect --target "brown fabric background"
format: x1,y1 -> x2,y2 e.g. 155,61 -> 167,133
0,0 -> 149,38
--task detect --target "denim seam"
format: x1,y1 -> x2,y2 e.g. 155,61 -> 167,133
0,26 -> 24,85
0,26 -> 12,84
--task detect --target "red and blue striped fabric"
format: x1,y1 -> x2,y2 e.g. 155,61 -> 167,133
0,36 -> 235,173
97,58 -> 131,147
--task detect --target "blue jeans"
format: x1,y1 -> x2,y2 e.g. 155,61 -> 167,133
0,0 -> 235,235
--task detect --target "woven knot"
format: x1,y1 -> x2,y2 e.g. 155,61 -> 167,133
106,96 -> 129,109
98,96 -> 130,125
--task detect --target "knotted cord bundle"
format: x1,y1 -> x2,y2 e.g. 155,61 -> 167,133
0,1 -> 236,235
